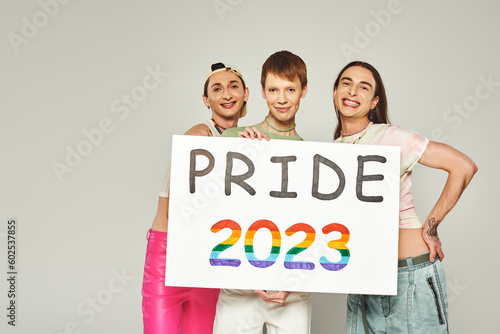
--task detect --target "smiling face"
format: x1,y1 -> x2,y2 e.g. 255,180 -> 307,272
261,73 -> 307,128
333,66 -> 379,124
203,71 -> 249,121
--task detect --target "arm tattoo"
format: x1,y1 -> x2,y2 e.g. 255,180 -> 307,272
426,217 -> 440,239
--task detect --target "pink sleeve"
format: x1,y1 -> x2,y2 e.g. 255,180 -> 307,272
398,127 -> 429,172
380,125 -> 429,174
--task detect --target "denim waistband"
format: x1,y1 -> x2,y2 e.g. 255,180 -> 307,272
398,252 -> 437,271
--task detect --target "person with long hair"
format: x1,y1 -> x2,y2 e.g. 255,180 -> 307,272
332,61 -> 477,333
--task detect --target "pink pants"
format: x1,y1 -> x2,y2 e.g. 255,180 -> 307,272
142,229 -> 220,334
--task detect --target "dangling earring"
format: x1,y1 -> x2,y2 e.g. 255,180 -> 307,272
369,109 -> 374,121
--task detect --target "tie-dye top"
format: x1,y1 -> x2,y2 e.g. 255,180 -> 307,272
336,123 -> 429,228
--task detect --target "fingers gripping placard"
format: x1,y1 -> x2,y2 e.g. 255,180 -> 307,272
167,135 -> 400,295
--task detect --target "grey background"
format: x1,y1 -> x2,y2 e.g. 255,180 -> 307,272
1,0 -> 498,333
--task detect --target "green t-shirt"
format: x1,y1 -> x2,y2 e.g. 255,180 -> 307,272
222,123 -> 303,141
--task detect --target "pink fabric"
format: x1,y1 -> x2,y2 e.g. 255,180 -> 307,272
142,229 -> 220,334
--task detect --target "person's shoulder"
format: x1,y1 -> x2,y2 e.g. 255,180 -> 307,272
372,123 -> 428,149
362,123 -> 402,144
184,123 -> 211,136
387,124 -> 425,139
372,123 -> 419,137
287,134 -> 304,141
222,126 -> 247,137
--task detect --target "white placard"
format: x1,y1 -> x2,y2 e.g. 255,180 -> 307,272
166,135 -> 400,295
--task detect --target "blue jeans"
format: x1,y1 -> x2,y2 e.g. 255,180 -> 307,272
346,253 -> 449,334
